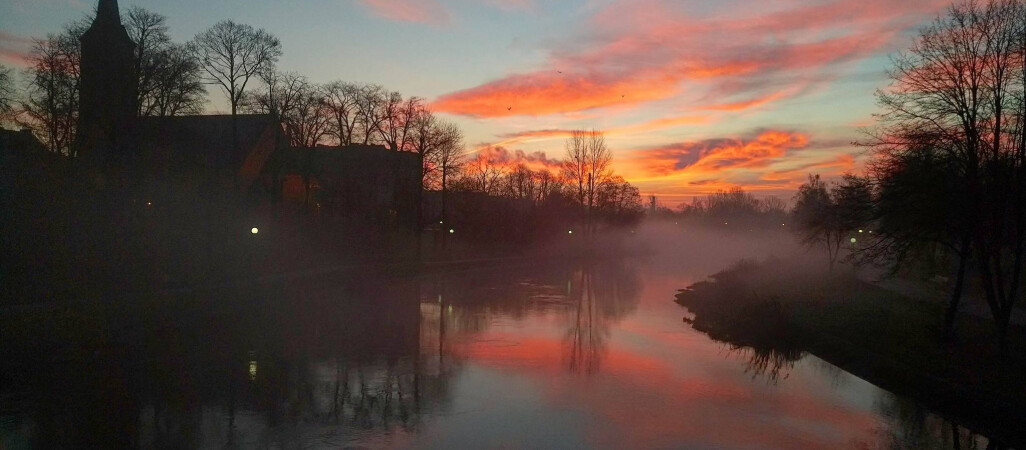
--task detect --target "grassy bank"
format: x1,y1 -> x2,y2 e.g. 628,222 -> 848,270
675,259 -> 1026,447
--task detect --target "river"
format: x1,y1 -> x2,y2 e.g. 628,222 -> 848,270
0,241 -> 1007,449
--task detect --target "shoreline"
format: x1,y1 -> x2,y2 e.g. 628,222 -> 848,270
675,260 -> 1026,448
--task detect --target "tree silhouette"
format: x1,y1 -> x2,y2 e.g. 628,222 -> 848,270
125,7 -> 205,116
792,174 -> 870,271
869,0 -> 1026,350
20,22 -> 86,156
193,20 -> 281,165
561,130 -> 612,235
321,81 -> 362,146
0,65 -> 14,124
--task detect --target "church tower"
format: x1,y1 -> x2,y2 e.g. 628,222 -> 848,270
75,0 -> 138,173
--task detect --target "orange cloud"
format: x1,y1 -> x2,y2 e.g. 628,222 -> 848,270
758,154 -> 856,183
491,115 -> 710,150
433,0 -> 949,118
701,92 -> 787,112
433,71 -> 678,118
636,130 -> 811,177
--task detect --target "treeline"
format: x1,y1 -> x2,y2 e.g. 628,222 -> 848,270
794,0 -> 1026,352
420,130 -> 644,252
672,187 -> 790,231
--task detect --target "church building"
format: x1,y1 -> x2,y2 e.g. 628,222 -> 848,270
74,0 -> 285,202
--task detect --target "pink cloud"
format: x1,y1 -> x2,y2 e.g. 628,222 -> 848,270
355,0 -> 451,25
480,0 -> 534,12
470,145 -> 563,172
0,32 -> 33,68
0,47 -> 31,68
433,0 -> 950,117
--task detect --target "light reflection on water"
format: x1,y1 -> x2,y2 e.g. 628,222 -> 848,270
0,259 -> 1008,449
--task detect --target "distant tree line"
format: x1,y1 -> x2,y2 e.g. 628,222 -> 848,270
793,0 -> 1026,352
675,187 -> 790,232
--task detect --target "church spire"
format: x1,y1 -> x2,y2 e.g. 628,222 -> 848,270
74,0 -> 137,171
95,0 -> 122,25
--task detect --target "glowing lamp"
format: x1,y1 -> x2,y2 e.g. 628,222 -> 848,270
449,229 -> 455,234
850,237 -> 857,243
251,227 -> 259,235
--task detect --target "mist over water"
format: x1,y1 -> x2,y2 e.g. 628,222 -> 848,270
0,216 -> 1007,448
633,219 -> 811,275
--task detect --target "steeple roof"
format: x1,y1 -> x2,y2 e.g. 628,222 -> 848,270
95,0 -> 122,25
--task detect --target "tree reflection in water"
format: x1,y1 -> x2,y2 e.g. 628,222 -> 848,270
723,345 -> 804,384
565,267 -> 606,374
563,261 -> 641,375
0,276 -> 458,448
873,393 -> 1011,450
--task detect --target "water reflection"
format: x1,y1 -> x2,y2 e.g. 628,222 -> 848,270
676,282 -> 1017,449
873,393 -> 1011,450
724,345 -> 804,384
563,263 -> 641,375
1,260 -> 1019,449
0,277 -> 453,448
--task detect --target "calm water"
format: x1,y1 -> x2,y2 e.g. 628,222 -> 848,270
0,254 -> 1007,449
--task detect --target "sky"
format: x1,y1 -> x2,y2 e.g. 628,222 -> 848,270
0,0 -> 954,204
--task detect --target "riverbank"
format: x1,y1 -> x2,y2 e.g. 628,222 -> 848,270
674,259 -> 1026,448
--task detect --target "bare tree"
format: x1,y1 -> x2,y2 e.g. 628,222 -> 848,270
561,130 -> 612,235
0,65 -> 15,125
503,164 -> 537,201
431,121 -> 464,239
411,109 -> 463,186
793,174 -> 845,272
19,23 -> 85,156
596,175 -> 643,226
125,7 -> 204,116
460,150 -> 505,195
354,84 -> 385,145
377,92 -> 420,151
321,81 -> 361,146
193,20 -> 281,157
870,0 -> 1026,349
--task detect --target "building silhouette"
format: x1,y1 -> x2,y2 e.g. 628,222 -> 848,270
75,0 -> 137,173
71,0 -> 420,228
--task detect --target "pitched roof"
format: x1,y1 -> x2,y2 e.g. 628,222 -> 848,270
135,114 -> 281,170
133,114 -> 283,190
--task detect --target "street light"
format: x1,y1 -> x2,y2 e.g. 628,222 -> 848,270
251,227 -> 259,235
568,230 -> 573,235
449,228 -> 455,234
850,237 -> 856,244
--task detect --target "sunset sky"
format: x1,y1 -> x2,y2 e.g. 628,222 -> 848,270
0,0 -> 954,204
